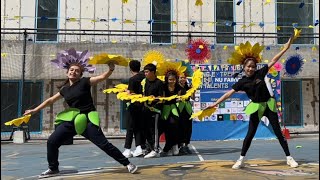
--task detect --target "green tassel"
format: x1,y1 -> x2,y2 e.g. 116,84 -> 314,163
88,111 -> 100,126
267,98 -> 277,112
74,114 -> 87,135
244,102 -> 260,115
177,101 -> 186,112
171,104 -> 179,117
185,101 -> 193,115
55,108 -> 80,121
162,105 -> 171,120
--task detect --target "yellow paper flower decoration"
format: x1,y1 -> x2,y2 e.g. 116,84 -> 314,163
195,0 -> 203,6
268,66 -> 278,77
180,69 -> 203,100
227,41 -> 264,65
5,115 -> 31,127
116,92 -> 143,101
103,84 -> 128,94
293,28 -> 302,40
89,53 -> 130,67
190,107 -> 216,121
142,50 -> 165,67
158,95 -> 178,102
157,61 -> 187,76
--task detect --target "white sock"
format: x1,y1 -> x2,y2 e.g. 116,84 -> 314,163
286,156 -> 292,160
239,156 -> 245,161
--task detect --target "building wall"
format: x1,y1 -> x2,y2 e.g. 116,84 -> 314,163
1,0 -> 319,135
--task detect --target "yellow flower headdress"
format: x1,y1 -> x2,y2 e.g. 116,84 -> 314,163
142,50 -> 165,67
157,61 -> 187,77
227,41 -> 264,65
89,53 -> 130,66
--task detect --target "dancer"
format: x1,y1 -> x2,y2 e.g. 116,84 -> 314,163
160,70 -> 183,156
142,63 -> 165,158
23,48 -> 138,176
122,60 -> 146,158
207,36 -> 298,169
178,73 -> 194,154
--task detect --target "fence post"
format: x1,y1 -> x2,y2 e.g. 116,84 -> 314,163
19,29 -> 27,117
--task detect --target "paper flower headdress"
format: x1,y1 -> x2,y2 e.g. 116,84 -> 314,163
51,48 -> 96,73
185,38 -> 211,64
227,41 -> 264,65
157,61 -> 187,77
89,53 -> 130,67
142,50 -> 165,67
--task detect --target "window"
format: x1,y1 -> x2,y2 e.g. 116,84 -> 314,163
36,0 -> 58,41
1,81 -> 43,132
277,0 -> 314,44
215,0 -> 234,44
282,80 -> 303,126
151,0 -> 171,44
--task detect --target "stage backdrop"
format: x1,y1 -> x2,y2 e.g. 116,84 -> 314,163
190,64 -> 281,141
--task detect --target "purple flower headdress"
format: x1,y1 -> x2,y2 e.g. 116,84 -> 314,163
51,48 -> 96,73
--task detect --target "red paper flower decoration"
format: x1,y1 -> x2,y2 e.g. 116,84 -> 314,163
185,38 -> 211,64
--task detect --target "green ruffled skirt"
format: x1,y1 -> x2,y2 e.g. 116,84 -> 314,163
54,108 -> 100,135
244,98 -> 277,120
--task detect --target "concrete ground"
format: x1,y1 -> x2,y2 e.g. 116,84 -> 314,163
1,135 -> 319,180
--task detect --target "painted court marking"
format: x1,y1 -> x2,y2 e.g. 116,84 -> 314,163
190,144 -> 204,161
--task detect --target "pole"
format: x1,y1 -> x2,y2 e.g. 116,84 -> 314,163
154,113 -> 159,152
19,29 -> 27,117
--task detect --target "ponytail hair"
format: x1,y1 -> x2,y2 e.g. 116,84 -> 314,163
56,78 -> 69,89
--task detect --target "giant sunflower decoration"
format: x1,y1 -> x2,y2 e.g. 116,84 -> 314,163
89,53 -> 130,66
157,61 -> 187,76
227,41 -> 264,65
142,50 -> 165,67
284,54 -> 304,77
185,38 -> 211,64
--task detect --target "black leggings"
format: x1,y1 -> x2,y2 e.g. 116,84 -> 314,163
180,108 -> 192,145
47,121 -> 130,171
124,104 -> 144,149
241,106 -> 290,156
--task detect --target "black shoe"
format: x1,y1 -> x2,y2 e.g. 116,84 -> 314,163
179,146 -> 188,155
185,145 -> 192,154
40,169 -> 60,176
160,151 -> 169,157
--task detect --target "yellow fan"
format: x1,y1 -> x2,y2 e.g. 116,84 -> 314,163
227,41 -> 264,65
4,115 -> 31,127
89,53 -> 130,66
190,107 -> 216,121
